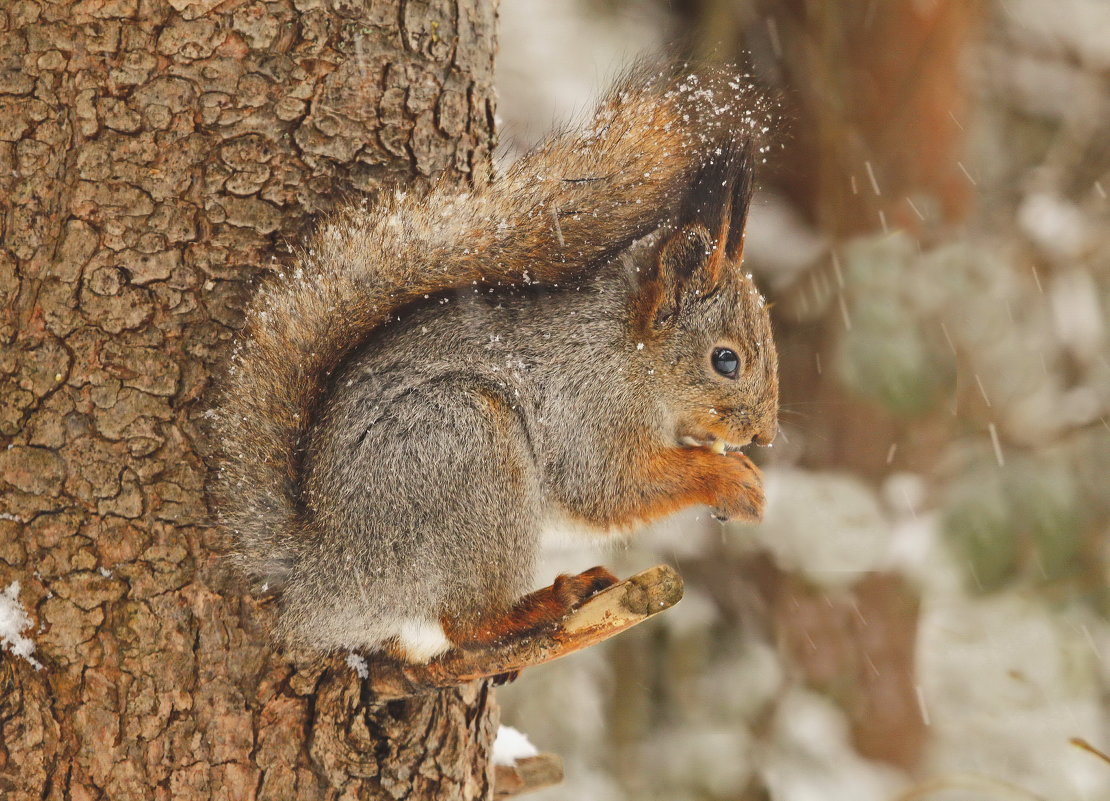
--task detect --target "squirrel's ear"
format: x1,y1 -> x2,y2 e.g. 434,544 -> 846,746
660,224 -> 715,283
634,224 -> 714,330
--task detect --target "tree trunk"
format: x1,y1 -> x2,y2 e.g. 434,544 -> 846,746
0,1 -> 499,798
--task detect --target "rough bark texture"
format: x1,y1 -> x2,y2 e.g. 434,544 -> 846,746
0,1 -> 499,798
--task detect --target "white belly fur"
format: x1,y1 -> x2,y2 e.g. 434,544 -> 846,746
539,508 -> 633,553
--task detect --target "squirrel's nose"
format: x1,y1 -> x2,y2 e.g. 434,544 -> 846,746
752,422 -> 778,447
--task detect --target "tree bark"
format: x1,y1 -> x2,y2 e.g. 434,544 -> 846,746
0,1 -> 499,798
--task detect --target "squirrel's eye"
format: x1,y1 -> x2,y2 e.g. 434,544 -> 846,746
711,347 -> 740,379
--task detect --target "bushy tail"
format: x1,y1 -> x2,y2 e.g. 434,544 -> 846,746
214,65 -> 770,585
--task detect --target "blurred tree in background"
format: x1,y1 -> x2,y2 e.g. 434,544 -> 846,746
498,1 -> 1110,799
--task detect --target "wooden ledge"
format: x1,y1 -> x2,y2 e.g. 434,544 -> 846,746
355,564 -> 684,699
493,753 -> 564,798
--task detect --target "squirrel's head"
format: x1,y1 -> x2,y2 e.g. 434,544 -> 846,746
630,142 -> 779,451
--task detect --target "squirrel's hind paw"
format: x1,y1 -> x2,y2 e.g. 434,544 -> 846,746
551,566 -> 620,607
445,566 -> 620,649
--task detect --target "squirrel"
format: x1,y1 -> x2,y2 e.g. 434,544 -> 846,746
214,66 -> 779,663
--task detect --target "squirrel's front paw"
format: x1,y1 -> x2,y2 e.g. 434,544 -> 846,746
710,452 -> 765,523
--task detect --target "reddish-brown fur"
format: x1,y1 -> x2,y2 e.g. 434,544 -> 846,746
603,447 -> 765,529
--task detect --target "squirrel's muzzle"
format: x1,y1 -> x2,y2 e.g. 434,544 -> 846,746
752,423 -> 778,447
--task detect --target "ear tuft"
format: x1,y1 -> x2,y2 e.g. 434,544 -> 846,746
680,140 -> 755,266
632,134 -> 758,334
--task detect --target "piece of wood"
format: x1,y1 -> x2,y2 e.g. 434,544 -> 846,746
360,564 -> 685,699
493,754 -> 564,799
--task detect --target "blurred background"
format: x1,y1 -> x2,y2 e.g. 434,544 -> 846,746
494,1 -> 1110,800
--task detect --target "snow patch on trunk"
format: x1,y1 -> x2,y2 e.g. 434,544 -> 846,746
346,651 -> 369,679
0,581 -> 42,670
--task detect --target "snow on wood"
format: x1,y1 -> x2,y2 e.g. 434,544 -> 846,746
493,725 -> 539,766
